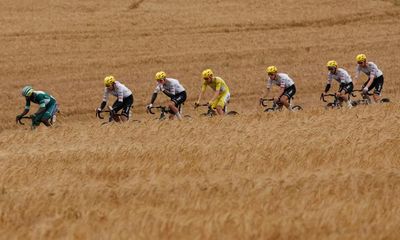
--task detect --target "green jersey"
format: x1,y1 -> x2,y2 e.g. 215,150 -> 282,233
25,91 -> 57,110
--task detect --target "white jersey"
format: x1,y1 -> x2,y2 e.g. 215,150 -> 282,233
267,73 -> 294,89
356,62 -> 383,79
327,68 -> 352,85
103,81 -> 132,102
153,78 -> 185,95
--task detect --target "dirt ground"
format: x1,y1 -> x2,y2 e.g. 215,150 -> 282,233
1,0 -> 400,239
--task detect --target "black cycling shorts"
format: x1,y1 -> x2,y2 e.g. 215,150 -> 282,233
282,85 -> 296,99
339,82 -> 354,94
171,91 -> 187,107
364,75 -> 384,95
112,94 -> 134,119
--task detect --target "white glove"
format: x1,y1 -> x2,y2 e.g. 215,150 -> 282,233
146,103 -> 153,109
363,86 -> 369,93
96,107 -> 102,112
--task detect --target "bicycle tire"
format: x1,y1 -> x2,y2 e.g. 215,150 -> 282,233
381,98 -> 390,103
227,111 -> 239,116
291,105 -> 303,111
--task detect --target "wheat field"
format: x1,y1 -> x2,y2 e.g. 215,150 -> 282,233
1,0 -> 400,239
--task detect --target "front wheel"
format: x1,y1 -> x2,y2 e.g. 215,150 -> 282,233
381,98 -> 390,103
291,105 -> 303,111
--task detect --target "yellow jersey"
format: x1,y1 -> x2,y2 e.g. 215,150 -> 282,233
201,77 -> 230,93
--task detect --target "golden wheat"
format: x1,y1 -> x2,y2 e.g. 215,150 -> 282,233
1,0 -> 400,239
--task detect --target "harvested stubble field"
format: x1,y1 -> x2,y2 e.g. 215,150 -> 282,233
1,0 -> 400,239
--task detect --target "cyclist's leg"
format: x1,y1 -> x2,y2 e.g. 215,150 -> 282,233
119,95 -> 133,122
170,91 -> 186,120
213,92 -> 229,115
38,102 -> 57,127
372,76 -> 383,102
282,85 -> 296,109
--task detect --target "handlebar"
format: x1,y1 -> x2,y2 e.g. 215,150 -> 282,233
320,93 -> 336,102
16,116 -> 33,125
259,98 -> 274,107
146,106 -> 170,114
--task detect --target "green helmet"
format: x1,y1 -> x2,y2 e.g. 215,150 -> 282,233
21,86 -> 34,97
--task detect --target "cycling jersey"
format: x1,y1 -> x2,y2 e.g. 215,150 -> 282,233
327,68 -> 352,85
154,78 -> 185,95
103,81 -> 132,103
25,91 -> 56,110
267,73 -> 295,89
201,77 -> 230,94
356,62 -> 383,79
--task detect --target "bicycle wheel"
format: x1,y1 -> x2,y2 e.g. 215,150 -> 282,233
291,105 -> 303,111
227,111 -> 239,116
381,98 -> 390,103
264,108 -> 275,112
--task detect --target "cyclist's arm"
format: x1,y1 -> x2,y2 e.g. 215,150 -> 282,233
111,87 -> 124,110
364,73 -> 375,89
196,84 -> 207,104
325,76 -> 332,93
354,66 -> 360,81
150,92 -> 158,104
20,98 -> 31,116
99,88 -> 108,110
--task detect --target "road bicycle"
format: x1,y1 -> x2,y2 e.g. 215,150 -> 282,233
194,103 -> 239,117
351,90 -> 390,106
146,104 -> 191,120
16,114 -> 58,129
96,106 -> 139,124
259,98 -> 303,112
320,93 -> 346,109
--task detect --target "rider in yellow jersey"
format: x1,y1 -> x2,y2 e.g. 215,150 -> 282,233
195,69 -> 230,116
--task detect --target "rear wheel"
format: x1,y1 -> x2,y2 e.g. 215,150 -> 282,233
227,111 -> 239,116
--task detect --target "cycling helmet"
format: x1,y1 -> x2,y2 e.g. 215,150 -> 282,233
155,71 -> 166,81
266,66 -> 278,74
202,69 -> 213,79
21,86 -> 34,97
356,54 -> 366,62
104,75 -> 116,87
326,60 -> 338,68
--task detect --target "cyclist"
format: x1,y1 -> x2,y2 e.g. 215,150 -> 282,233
323,60 -> 353,108
146,71 -> 187,120
16,86 -> 58,128
355,54 -> 384,103
261,66 -> 297,110
97,75 -> 134,122
195,69 -> 230,116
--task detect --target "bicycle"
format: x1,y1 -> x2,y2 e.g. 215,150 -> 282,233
194,103 -> 239,117
320,93 -> 344,109
16,113 -> 58,129
351,90 -> 390,106
96,106 -> 139,125
259,98 -> 303,112
146,104 -> 191,120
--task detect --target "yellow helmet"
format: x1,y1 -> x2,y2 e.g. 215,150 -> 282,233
104,75 -> 116,87
356,54 -> 366,62
266,66 -> 278,74
326,60 -> 338,68
21,86 -> 34,97
202,69 -> 213,79
155,71 -> 166,81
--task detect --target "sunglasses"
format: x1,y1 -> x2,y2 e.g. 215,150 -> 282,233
357,61 -> 364,64
327,67 -> 336,71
